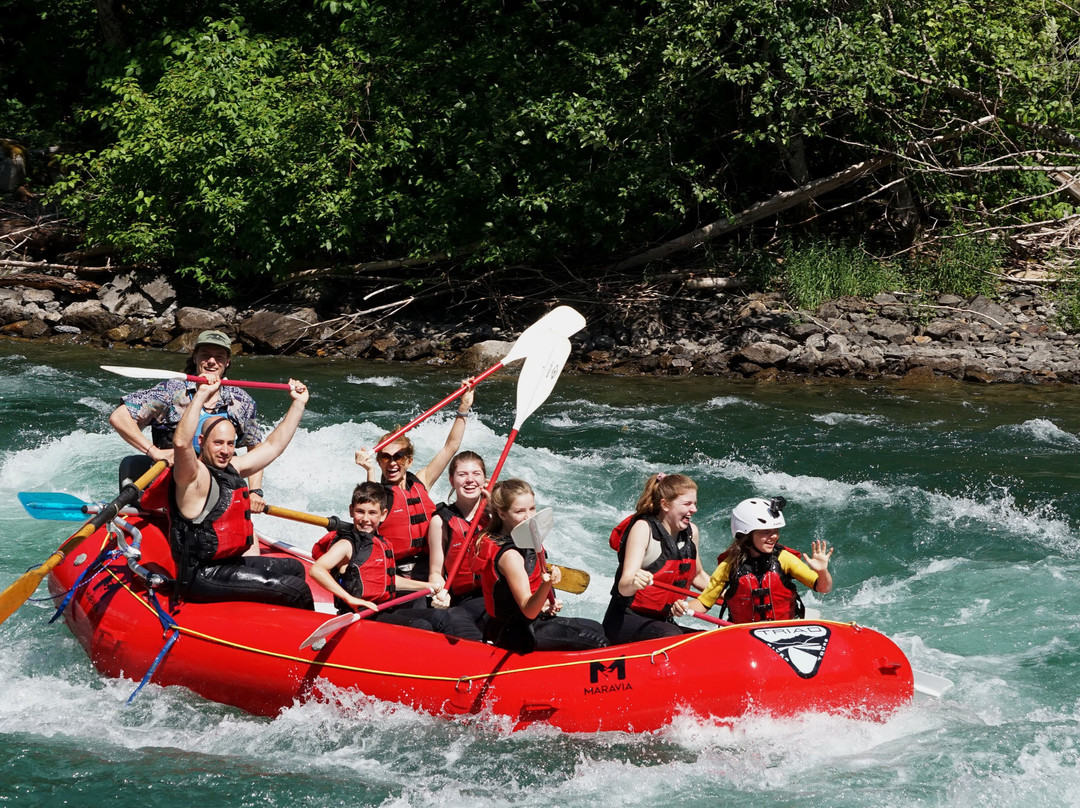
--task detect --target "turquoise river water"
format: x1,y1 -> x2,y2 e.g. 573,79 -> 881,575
1,341 -> 1078,807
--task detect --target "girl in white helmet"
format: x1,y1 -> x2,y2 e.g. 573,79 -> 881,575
686,497 -> 833,623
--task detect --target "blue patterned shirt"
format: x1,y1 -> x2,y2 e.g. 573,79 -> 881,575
120,379 -> 263,450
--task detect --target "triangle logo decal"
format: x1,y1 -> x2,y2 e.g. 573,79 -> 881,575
750,624 -> 831,679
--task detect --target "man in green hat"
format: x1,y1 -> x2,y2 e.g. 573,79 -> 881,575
109,330 -> 268,513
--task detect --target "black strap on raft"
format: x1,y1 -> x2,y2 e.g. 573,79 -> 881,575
127,589 -> 180,705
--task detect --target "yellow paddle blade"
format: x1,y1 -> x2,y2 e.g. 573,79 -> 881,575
0,460 -> 167,627
548,564 -> 590,595
0,552 -> 64,624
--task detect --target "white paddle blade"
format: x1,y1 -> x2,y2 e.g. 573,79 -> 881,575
512,335 -> 572,429
299,612 -> 361,649
101,365 -> 187,381
913,669 -> 953,698
501,306 -> 586,365
510,507 -> 555,551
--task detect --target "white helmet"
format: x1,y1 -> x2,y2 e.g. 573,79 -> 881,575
731,497 -> 786,538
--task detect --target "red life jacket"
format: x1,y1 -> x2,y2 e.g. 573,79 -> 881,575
434,502 -> 488,595
314,526 -> 396,608
481,539 -> 545,621
723,551 -> 804,623
167,464 -> 252,589
380,473 -> 436,562
610,513 -> 697,618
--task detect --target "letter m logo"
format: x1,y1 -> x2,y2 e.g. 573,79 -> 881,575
589,658 -> 626,683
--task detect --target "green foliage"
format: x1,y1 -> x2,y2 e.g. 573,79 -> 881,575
6,0 -> 1077,295
1051,275 -> 1080,332
909,236 -> 1001,298
780,241 -> 901,309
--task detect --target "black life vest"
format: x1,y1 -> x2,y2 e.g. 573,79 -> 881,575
722,550 -> 805,623
380,472 -> 436,562
434,501 -> 488,596
481,540 -> 545,622
314,526 -> 396,611
609,513 -> 696,618
169,464 -> 252,589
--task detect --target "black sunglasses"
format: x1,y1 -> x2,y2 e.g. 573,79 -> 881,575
377,450 -> 411,463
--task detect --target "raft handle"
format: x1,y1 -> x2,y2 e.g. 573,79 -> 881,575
876,658 -> 903,676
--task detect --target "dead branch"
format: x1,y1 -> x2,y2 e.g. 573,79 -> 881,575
610,154 -> 893,272
0,271 -> 101,295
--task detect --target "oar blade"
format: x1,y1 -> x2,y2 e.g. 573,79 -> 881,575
0,556 -> 60,624
101,365 -> 186,381
510,507 -> 555,551
502,307 -> 584,365
549,565 -> 590,594
512,336 -> 572,429
913,669 -> 953,698
18,492 -> 90,522
299,612 -> 361,649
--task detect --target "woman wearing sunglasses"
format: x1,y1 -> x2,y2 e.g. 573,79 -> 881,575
356,385 -> 475,580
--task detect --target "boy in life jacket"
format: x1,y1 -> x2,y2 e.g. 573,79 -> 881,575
309,482 -> 482,638
602,473 -> 711,644
687,497 -> 833,624
354,385 -> 476,582
479,479 -> 607,653
167,373 -> 313,609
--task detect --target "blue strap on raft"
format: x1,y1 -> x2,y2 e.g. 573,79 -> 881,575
127,589 -> 181,705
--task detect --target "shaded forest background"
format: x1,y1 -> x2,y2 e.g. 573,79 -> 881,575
2,0 -> 1079,326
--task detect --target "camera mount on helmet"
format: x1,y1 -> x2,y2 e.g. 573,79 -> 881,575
768,496 -> 787,519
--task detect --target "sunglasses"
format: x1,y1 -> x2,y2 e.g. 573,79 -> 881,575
377,450 -> 411,463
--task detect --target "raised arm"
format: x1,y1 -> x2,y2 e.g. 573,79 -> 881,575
415,384 -> 474,489
231,380 -> 309,478
171,378 -> 217,517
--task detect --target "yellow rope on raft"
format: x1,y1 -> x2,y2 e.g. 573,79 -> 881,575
104,565 -> 854,685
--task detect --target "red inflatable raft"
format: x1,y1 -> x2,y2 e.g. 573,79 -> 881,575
46,510 -> 913,733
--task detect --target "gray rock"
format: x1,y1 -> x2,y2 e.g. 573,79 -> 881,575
175,306 -> 227,331
61,300 -> 123,332
238,307 -> 318,351
139,275 -> 176,307
735,342 -> 791,366
457,339 -> 515,372
788,322 -> 824,340
922,319 -> 957,339
967,295 -> 1010,325
116,292 -> 155,318
22,288 -> 55,304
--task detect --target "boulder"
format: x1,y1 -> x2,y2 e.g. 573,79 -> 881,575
868,320 -> 912,344
735,341 -> 791,366
238,307 -> 319,351
176,306 -> 227,331
61,300 -> 123,333
967,295 -> 1010,324
457,339 -> 515,372
139,275 -> 176,307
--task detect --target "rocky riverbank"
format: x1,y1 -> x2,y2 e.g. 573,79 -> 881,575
1,267 -> 1077,385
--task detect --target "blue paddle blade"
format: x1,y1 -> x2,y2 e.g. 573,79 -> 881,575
17,492 -> 91,522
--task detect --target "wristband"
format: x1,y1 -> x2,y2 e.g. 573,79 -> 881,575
144,445 -> 153,456
249,488 -> 264,497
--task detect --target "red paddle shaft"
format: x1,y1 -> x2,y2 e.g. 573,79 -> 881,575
649,580 -> 733,627
187,375 -> 292,391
